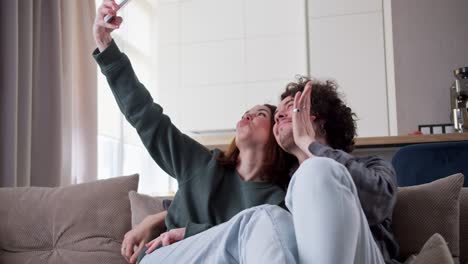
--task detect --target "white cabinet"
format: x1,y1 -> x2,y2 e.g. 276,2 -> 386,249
181,40 -> 245,87
308,0 -> 381,18
245,80 -> 293,108
157,3 -> 180,45
244,0 -> 308,122
156,0 -> 307,132
308,10 -> 389,137
155,0 -> 391,136
245,0 -> 305,37
181,0 -> 244,43
245,35 -> 307,82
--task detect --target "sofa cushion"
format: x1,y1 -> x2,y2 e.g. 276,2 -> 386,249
393,173 -> 464,261
128,191 -> 166,228
404,233 -> 454,264
460,188 -> 468,264
0,175 -> 138,264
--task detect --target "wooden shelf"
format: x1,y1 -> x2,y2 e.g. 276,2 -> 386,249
191,134 -> 234,150
355,133 -> 468,148
192,133 -> 468,150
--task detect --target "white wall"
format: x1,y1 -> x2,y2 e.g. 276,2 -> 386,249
156,0 -> 308,132
307,0 -> 390,137
392,0 -> 468,134
156,0 -> 452,138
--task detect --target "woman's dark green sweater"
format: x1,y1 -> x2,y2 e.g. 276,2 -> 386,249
93,40 -> 286,238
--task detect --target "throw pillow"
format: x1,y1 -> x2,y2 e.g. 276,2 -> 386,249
403,233 -> 454,264
0,174 -> 138,264
459,188 -> 468,264
128,191 -> 166,228
393,173 -> 464,261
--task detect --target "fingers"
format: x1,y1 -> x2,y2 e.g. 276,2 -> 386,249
129,242 -> 145,264
145,236 -> 162,254
143,229 -> 183,255
290,82 -> 317,152
161,232 -> 172,247
96,19 -> 120,30
99,5 -> 116,15
121,235 -> 128,259
98,4 -> 116,19
303,81 -> 312,109
121,240 -> 132,263
292,91 -> 302,138
299,84 -> 312,130
125,242 -> 133,262
302,83 -> 315,135
97,5 -> 120,27
295,82 -> 312,127
102,0 -> 120,11
298,81 -> 312,110
97,1 -> 122,28
293,90 -> 302,110
113,16 -> 123,27
120,243 -> 127,262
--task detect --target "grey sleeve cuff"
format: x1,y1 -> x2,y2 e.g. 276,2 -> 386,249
308,141 -> 354,165
92,39 -> 124,68
308,141 -> 329,156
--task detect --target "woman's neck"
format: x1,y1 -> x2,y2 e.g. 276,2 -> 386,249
236,147 -> 266,182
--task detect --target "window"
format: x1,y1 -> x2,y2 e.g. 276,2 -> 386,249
96,0 -> 177,195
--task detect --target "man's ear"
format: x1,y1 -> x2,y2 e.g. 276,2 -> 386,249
311,118 -> 326,136
310,116 -> 319,133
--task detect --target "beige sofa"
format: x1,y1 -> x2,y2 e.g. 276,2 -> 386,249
0,173 -> 466,264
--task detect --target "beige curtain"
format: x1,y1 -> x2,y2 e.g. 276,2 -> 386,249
0,0 -> 97,187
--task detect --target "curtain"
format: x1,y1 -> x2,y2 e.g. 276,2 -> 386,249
0,0 -> 97,187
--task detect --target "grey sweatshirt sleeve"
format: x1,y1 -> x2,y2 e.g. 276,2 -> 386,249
92,40 -> 213,185
308,141 -> 398,225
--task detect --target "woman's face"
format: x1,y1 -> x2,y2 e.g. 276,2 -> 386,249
235,105 -> 273,147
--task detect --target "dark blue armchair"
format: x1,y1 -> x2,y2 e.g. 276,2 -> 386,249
391,141 -> 468,187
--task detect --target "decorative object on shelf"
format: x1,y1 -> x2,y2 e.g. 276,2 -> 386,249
450,66 -> 468,133
418,124 -> 455,135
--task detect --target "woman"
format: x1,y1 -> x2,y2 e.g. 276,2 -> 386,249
93,1 -> 296,263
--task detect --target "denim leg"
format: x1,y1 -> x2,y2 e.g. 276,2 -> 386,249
140,205 -> 297,264
137,245 -> 164,264
240,205 -> 298,263
285,157 -> 385,264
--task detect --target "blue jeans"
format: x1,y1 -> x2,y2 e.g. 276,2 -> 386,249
285,157 -> 385,263
140,204 -> 297,263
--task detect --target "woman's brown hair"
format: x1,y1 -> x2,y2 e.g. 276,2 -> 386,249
217,104 -> 296,190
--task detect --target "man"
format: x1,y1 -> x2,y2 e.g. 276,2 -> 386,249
273,77 -> 399,263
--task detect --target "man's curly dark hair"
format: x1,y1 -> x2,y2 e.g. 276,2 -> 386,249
280,76 -> 358,153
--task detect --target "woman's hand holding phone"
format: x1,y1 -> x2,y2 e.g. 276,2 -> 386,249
93,0 -> 124,52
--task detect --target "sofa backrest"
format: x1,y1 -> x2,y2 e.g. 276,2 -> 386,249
0,175 -> 139,264
460,188 -> 468,264
392,141 -> 468,187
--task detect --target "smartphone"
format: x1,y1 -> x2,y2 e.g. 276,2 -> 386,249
104,0 -> 132,23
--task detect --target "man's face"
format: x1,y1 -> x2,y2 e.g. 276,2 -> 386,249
273,96 -> 296,152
